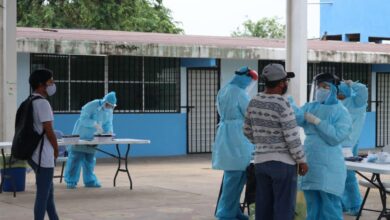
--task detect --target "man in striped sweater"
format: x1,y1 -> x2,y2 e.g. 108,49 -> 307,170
243,63 -> 308,220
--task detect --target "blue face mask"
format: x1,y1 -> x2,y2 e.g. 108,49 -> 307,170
316,87 -> 330,103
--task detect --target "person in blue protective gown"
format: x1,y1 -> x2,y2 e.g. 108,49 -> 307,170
338,80 -> 368,215
212,66 -> 258,220
64,91 -> 117,189
289,73 -> 352,220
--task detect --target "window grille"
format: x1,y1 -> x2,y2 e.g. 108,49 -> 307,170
108,56 -> 180,113
30,54 -> 69,111
31,54 -> 181,113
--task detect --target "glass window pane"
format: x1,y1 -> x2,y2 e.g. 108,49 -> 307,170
143,57 -> 180,112
30,54 -> 69,80
144,57 -> 180,82
71,56 -> 105,81
108,83 -> 142,112
70,83 -> 104,110
108,56 -> 142,81
145,83 -> 178,111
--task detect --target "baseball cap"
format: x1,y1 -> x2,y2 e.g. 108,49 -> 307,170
262,63 -> 295,82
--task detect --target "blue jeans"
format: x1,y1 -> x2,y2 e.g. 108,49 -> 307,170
28,160 -> 59,220
255,161 -> 297,220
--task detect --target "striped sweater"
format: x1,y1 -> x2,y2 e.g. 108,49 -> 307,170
243,93 -> 306,165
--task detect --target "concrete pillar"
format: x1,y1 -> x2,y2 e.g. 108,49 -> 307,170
286,0 -> 307,106
0,0 -> 4,141
1,0 -> 17,141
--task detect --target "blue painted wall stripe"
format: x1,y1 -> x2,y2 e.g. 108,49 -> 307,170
181,58 -> 217,68
54,113 -> 187,158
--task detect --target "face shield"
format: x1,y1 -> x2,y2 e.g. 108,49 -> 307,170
310,73 -> 340,103
246,69 -> 259,97
246,80 -> 258,97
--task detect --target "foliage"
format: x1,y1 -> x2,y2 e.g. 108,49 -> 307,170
17,0 -> 183,34
232,17 -> 285,39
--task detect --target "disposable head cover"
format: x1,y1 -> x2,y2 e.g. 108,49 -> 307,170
103,91 -> 117,107
230,74 -> 252,89
212,74 -> 254,171
338,82 -> 353,98
235,66 -> 258,81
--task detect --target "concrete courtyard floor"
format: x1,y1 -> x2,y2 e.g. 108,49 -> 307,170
0,154 -> 386,220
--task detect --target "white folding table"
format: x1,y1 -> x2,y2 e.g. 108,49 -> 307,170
0,138 -> 150,196
346,161 -> 390,220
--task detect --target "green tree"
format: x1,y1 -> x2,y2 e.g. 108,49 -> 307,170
232,17 -> 285,39
17,0 -> 183,34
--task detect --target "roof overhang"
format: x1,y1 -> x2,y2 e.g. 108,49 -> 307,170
16,28 -> 390,64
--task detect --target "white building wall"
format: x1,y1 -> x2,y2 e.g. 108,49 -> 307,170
307,0 -> 321,39
17,52 -> 30,106
371,72 -> 377,112
180,67 -> 187,113
220,59 -> 258,97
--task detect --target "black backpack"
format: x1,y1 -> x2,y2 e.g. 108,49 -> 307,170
11,95 -> 45,160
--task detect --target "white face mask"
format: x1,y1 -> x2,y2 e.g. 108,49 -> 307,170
246,81 -> 257,97
315,87 -> 330,103
46,83 -> 56,96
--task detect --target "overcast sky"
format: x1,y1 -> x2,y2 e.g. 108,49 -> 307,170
163,0 -> 320,38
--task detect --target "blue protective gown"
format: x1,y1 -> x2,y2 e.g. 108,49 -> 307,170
339,82 -> 368,214
212,76 -> 253,171
291,84 -> 351,220
212,75 -> 253,220
339,82 -> 368,148
64,92 -> 116,188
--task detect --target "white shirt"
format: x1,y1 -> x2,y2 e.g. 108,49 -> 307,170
31,93 -> 55,168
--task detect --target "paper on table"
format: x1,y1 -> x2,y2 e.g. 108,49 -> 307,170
343,148 -> 353,158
